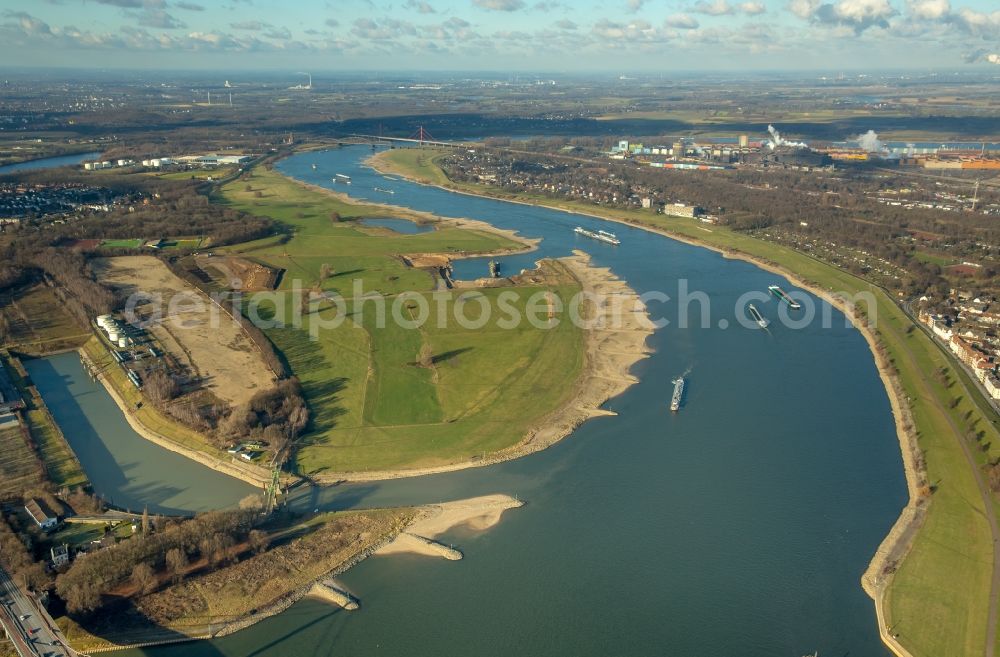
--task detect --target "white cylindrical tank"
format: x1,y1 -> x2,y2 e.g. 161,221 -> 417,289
84,162 -> 94,170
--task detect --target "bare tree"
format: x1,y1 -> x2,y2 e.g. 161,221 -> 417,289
130,563 -> 157,595
165,548 -> 188,584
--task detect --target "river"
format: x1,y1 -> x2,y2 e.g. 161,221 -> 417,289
31,145 -> 904,656
0,151 -> 101,175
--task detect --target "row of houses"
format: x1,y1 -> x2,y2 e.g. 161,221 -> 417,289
920,311 -> 1000,400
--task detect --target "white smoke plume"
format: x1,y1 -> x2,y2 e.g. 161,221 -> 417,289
766,124 -> 808,150
857,129 -> 883,153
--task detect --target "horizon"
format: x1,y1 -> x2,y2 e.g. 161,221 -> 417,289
0,0 -> 999,71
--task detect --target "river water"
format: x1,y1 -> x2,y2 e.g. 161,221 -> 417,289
31,145 -> 903,656
0,151 -> 101,175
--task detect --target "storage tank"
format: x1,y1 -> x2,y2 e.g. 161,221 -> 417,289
118,337 -> 129,349
96,315 -> 112,327
108,331 -> 120,342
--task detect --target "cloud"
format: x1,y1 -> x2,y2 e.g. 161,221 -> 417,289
350,17 -> 417,40
788,0 -> 819,19
739,1 -> 766,14
231,20 -> 264,30
8,11 -> 53,36
174,1 -> 204,10
472,0 -> 526,11
787,0 -> 896,32
325,18 -> 339,27
905,0 -> 949,20
92,0 -> 167,7
963,48 -> 1000,64
666,13 -> 700,29
262,26 -> 291,40
626,0 -> 646,12
591,18 -> 659,41
691,0 -> 735,15
554,18 -> 576,29
404,0 -> 436,13
952,7 -> 1000,37
133,9 -> 185,29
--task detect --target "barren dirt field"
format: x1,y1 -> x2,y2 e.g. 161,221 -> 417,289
94,256 -> 275,407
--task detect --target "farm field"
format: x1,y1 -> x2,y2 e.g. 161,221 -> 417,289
0,284 -> 90,355
0,424 -> 42,500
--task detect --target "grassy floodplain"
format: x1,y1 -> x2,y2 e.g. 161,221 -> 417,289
374,147 -> 1000,657
214,164 -> 586,476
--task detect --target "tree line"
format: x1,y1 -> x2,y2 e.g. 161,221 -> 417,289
56,508 -> 259,614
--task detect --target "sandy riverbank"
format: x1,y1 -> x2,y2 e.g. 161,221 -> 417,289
307,250 -> 654,484
376,494 -> 523,558
366,149 -> 926,604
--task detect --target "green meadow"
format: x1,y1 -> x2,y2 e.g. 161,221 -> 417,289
216,165 -> 585,475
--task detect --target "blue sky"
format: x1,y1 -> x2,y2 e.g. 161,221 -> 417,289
0,0 -> 998,70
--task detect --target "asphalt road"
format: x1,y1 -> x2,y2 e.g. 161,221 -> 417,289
0,567 -> 72,657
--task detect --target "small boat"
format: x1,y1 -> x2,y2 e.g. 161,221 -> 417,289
373,186 -> 395,194
333,173 -> 352,184
748,304 -> 769,329
311,163 -> 317,170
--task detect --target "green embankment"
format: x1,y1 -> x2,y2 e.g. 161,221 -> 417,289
215,165 -> 585,476
376,147 -> 1000,657
80,337 -> 232,462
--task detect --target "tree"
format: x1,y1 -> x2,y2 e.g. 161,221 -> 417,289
248,529 -> 269,555
60,577 -> 101,614
130,563 -> 157,595
165,548 -> 188,584
141,507 -> 150,535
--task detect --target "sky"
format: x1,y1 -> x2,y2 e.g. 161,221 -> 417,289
0,0 -> 998,71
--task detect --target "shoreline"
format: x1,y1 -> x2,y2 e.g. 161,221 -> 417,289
307,251 -> 654,484
76,496 -> 521,653
366,149 -> 926,652
292,177 -> 541,258
78,347 -> 272,489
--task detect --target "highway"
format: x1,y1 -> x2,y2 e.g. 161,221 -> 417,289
0,567 -> 73,657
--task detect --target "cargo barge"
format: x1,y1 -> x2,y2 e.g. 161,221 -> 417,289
574,226 -> 620,245
670,377 -> 685,412
768,285 -> 801,310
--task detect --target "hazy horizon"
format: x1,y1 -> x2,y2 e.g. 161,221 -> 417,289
0,0 -> 998,72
